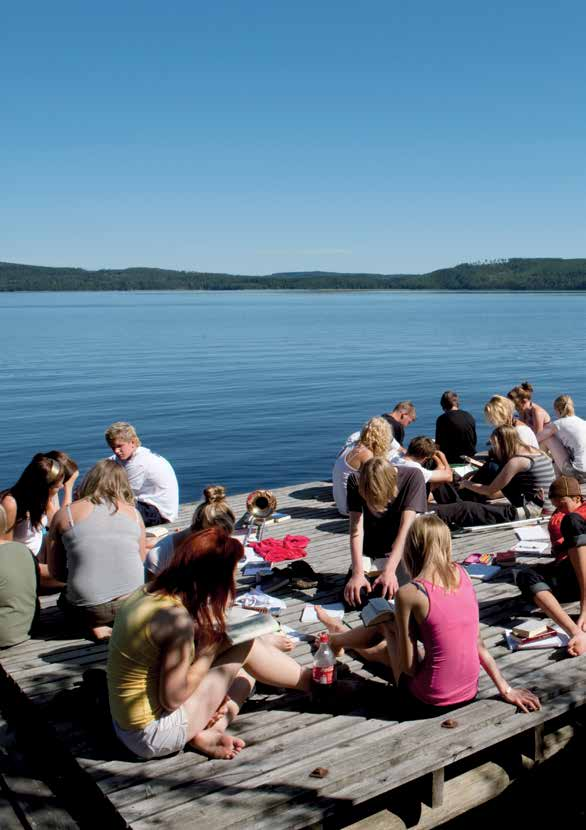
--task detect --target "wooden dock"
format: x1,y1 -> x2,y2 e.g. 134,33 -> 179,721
1,480 -> 585,829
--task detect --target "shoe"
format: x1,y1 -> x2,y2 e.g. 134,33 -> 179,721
516,502 -> 543,520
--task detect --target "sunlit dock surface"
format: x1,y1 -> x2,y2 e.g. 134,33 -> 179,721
1,481 -> 585,829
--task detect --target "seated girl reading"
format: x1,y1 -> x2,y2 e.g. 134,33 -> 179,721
318,514 -> 540,717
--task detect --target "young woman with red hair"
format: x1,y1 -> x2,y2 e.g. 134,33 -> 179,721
107,527 -> 311,760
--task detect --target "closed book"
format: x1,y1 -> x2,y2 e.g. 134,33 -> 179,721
511,619 -> 549,639
360,597 -> 396,627
465,564 -> 501,581
225,607 -> 279,646
145,526 -> 169,539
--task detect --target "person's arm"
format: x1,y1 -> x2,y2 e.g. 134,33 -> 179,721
0,495 -> 17,541
344,510 -> 371,607
136,511 -> 147,562
568,546 -> 586,633
459,457 -> 525,498
61,470 -> 80,509
536,422 -> 557,443
392,585 -> 421,679
533,407 -> 549,436
477,635 -> 540,712
373,509 -> 418,598
154,606 -> 220,712
46,512 -> 69,583
429,452 -> 453,484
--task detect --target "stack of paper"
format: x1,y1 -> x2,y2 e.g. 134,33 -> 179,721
235,589 -> 287,614
504,626 -> 569,651
511,540 -> 549,554
515,525 -> 548,542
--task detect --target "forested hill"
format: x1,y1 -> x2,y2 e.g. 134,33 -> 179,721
1,258 -> 586,291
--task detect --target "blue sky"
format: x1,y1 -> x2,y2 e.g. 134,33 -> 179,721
1,1 -> 585,274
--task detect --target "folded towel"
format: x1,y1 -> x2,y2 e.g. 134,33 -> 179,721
250,534 -> 310,563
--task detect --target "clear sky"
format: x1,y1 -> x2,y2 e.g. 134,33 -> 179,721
2,1 -> 585,275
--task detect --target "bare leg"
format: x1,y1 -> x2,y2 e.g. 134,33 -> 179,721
90,625 -> 112,641
568,546 -> 586,631
315,606 -> 382,657
541,434 -> 571,475
262,632 -> 294,652
243,637 -> 312,692
533,589 -> 586,657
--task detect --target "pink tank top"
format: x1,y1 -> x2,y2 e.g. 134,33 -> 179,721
407,565 -> 479,707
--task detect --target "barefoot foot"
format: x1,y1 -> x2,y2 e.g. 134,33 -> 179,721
314,606 -> 345,656
264,632 -> 295,652
189,729 -> 246,760
567,631 -> 586,657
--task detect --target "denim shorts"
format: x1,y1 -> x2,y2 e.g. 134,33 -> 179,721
113,707 -> 188,759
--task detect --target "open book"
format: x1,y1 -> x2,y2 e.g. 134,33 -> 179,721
360,597 -> 396,627
225,606 -> 279,646
362,556 -> 388,577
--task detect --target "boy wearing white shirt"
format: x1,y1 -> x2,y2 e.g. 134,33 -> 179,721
105,422 -> 179,526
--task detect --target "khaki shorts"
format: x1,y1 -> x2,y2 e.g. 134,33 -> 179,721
113,707 -> 188,759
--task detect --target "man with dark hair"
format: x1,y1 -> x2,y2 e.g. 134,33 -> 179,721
434,391 -> 477,464
381,401 -> 416,449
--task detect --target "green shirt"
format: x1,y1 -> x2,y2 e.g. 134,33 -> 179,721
0,542 -> 38,648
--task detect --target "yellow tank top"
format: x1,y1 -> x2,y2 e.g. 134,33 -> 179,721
107,586 -> 193,730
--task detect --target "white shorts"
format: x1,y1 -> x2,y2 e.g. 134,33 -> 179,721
113,706 -> 188,759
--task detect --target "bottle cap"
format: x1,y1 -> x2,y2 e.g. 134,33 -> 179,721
318,632 -> 329,643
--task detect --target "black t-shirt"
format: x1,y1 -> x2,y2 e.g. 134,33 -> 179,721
381,413 -> 404,445
435,409 -> 477,464
346,465 -> 428,556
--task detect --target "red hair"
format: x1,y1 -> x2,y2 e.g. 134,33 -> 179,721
149,527 -> 243,647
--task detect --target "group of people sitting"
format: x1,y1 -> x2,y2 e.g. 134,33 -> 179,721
0,387 -> 584,764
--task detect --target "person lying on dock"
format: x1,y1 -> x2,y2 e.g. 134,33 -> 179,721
515,476 -> 586,657
105,422 -> 179,526
536,395 -> 586,483
432,426 -> 554,529
343,457 -> 428,608
390,436 -> 453,495
434,390 -> 477,464
333,417 -> 393,517
318,514 -> 541,717
107,527 -> 311,761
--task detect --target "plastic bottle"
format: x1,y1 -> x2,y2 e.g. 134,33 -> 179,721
312,632 -> 336,707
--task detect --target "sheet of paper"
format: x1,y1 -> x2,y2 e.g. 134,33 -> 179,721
235,589 -> 287,612
515,525 -> 549,541
300,602 -> 345,623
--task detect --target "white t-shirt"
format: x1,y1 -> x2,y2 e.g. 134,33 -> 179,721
554,416 -> 586,472
515,423 -> 539,449
144,533 -> 175,576
389,454 -> 433,483
113,446 -> 179,521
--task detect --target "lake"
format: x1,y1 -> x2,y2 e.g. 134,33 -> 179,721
0,290 -> 584,504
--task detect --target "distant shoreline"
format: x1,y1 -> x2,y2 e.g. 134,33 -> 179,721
2,257 -> 586,291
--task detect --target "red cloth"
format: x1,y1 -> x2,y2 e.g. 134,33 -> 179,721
249,534 -> 309,563
548,502 -> 586,561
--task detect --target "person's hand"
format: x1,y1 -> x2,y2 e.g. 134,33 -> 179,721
344,573 -> 371,607
501,686 -> 541,713
567,631 -> 586,657
458,478 -> 471,490
576,612 -> 586,633
373,568 -> 399,599
64,469 -> 80,492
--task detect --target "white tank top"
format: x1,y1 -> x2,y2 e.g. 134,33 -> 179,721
13,515 -> 47,556
332,446 -> 361,516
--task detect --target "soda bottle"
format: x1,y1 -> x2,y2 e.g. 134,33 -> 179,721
312,632 -> 336,709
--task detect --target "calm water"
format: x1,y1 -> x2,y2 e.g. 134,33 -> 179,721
1,291 -> 584,503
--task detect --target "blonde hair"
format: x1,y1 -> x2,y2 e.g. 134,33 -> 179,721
490,425 -> 533,463
359,417 -> 391,458
394,401 -> 416,418
105,422 -> 141,447
508,382 -> 533,409
484,395 -> 515,427
0,504 -> 6,536
554,394 -> 575,418
78,460 -> 135,509
404,514 -> 458,591
191,485 -> 236,534
358,458 -> 398,513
